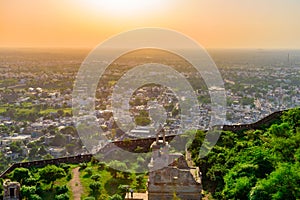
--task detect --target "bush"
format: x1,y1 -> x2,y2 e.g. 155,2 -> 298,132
85,167 -> 93,176
59,163 -> 70,173
79,163 -> 87,170
98,162 -> 106,170
108,194 -> 123,200
55,193 -> 69,200
23,177 -> 37,186
29,194 -> 42,200
91,174 -> 101,181
21,186 -> 36,199
66,172 -> 72,181
55,185 -> 69,195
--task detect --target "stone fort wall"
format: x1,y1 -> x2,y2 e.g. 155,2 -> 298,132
0,110 -> 285,178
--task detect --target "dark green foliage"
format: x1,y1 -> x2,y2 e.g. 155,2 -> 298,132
39,165 -> 66,186
59,163 -> 70,173
108,194 -> 123,200
54,193 -> 69,200
21,185 -> 36,199
6,164 -> 70,200
117,184 -> 128,198
282,108 -> 300,132
54,185 -> 69,195
10,167 -> 30,184
89,181 -> 101,197
85,167 -> 93,176
189,107 -> 300,200
9,141 -> 23,154
28,194 -> 42,200
250,163 -> 300,200
79,162 -> 87,170
91,174 -> 101,181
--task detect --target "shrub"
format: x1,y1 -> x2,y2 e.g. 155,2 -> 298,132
108,194 -> 123,200
91,174 -> 101,181
55,193 -> 69,200
29,194 -> 42,200
79,163 -> 87,170
55,185 -> 69,195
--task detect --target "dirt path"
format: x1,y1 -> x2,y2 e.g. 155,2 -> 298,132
70,167 -> 83,200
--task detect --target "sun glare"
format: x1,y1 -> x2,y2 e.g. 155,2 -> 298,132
80,0 -> 165,18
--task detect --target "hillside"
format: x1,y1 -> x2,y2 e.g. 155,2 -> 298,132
0,108 -> 299,200
189,107 -> 300,200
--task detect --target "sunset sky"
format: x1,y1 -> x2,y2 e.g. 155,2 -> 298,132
1,0 -> 300,49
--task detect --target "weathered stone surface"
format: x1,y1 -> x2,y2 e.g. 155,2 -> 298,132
148,130 -> 202,200
3,180 -> 20,200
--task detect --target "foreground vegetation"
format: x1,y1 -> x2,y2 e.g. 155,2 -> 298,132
0,108 -> 298,199
189,108 -> 300,200
0,160 -> 147,200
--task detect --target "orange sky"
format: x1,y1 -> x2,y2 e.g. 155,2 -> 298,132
1,0 -> 300,48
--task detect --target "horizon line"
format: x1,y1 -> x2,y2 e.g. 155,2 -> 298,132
1,46 -> 300,51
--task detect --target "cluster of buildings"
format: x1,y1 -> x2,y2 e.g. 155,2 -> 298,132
0,49 -> 300,165
220,65 -> 300,124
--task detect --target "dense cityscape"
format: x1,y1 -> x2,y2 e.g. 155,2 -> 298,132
0,48 -> 299,166
0,48 -> 299,200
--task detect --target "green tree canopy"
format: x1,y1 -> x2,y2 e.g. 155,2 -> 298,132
39,165 -> 66,186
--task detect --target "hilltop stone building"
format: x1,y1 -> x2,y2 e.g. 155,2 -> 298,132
148,129 -> 202,200
3,180 -> 20,200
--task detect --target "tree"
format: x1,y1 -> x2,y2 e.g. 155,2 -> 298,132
136,175 -> 145,189
108,194 -> 123,200
55,193 -> 69,200
282,108 -> 300,132
91,174 -> 101,181
39,165 -> 66,187
117,185 -> 128,198
89,181 -> 101,197
250,163 -> 300,200
23,177 -> 37,186
29,194 -> 42,200
222,163 -> 257,199
20,186 -> 36,199
85,167 -> 93,176
11,168 -> 30,184
9,141 -> 23,154
55,185 -> 69,195
29,146 -> 39,158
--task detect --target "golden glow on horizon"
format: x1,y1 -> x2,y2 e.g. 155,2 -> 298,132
0,0 -> 300,48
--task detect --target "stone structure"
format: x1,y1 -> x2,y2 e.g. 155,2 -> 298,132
148,129 -> 202,200
3,180 -> 20,200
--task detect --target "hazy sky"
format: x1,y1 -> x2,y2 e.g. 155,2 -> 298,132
1,0 -> 300,48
